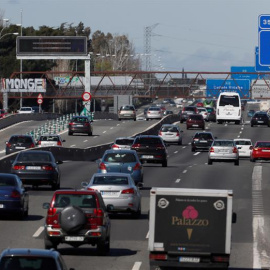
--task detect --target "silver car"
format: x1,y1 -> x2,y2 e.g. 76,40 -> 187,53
158,124 -> 183,145
146,107 -> 162,120
111,137 -> 134,150
83,173 -> 141,218
208,139 -> 239,165
36,134 -> 65,147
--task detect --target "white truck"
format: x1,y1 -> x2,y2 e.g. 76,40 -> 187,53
148,188 -> 236,269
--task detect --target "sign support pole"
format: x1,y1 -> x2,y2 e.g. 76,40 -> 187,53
84,54 -> 91,115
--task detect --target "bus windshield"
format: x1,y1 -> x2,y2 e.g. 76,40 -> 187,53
219,95 -> 240,107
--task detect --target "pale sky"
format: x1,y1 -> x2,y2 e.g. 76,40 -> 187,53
1,0 -> 269,72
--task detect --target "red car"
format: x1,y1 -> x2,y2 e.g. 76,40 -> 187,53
0,109 -> 7,118
250,141 -> 270,162
186,114 -> 205,130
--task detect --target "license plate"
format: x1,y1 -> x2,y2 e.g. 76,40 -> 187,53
65,236 -> 84,241
258,121 -> 264,123
141,155 -> 153,159
124,114 -> 131,116
26,166 -> 41,170
76,124 -> 83,127
219,150 -> 229,153
0,204 -> 4,208
199,140 -> 207,143
15,146 -> 25,149
101,191 -> 118,196
179,257 -> 200,263
262,150 -> 270,152
192,124 -> 199,127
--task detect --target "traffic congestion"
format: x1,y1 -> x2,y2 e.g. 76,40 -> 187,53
0,97 -> 269,270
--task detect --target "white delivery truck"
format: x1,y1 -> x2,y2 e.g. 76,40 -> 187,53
148,188 -> 236,269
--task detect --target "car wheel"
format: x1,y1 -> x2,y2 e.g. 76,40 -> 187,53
251,124 -> 253,127
208,159 -> 213,165
134,118 -> 136,121
68,131 -> 73,136
178,139 -> 182,145
97,238 -> 110,256
217,120 -> 221,124
250,157 -> 255,162
180,120 -> 183,123
202,126 -> 205,130
51,180 -> 60,191
191,147 -> 195,152
118,118 -> 121,121
24,205 -> 29,218
146,118 -> 149,121
162,160 -> 168,167
59,206 -> 87,233
44,236 -> 58,250
186,126 -> 189,130
234,159 -> 239,166
88,131 -> 92,136
132,204 -> 141,219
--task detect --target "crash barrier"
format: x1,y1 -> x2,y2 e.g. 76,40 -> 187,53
0,114 -> 179,173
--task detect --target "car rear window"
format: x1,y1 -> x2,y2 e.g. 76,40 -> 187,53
235,140 -> 251,146
0,257 -> 57,270
71,117 -> 88,122
194,133 -> 213,140
255,142 -> 270,148
148,107 -> 160,111
17,152 -> 52,162
184,107 -> 196,112
0,177 -> 16,186
104,153 -> 136,163
121,106 -> 134,110
189,115 -> 203,120
161,126 -> 178,132
40,136 -> 59,141
93,176 -> 129,185
54,194 -> 97,208
135,137 -> 162,145
213,141 -> 234,147
254,113 -> 268,118
115,139 -> 134,145
9,136 -> 33,144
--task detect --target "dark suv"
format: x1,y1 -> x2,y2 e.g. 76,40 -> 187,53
68,116 -> 93,136
191,132 -> 215,152
43,190 -> 111,255
5,135 -> 35,155
250,111 -> 270,127
0,248 -> 74,270
131,135 -> 168,167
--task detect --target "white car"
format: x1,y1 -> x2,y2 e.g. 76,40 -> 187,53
17,107 -> 34,114
158,124 -> 183,145
234,138 -> 253,157
36,134 -> 65,147
197,107 -> 209,120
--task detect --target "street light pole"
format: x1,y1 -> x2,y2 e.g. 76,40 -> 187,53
19,10 -> 23,108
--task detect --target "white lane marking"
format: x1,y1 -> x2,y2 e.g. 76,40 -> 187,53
241,127 -> 244,130
0,120 -> 33,133
0,150 -> 5,154
175,178 -> 181,183
93,136 -> 97,139
110,127 -> 114,129
33,226 -> 44,238
239,131 -> 242,134
117,124 -> 120,126
174,151 -> 178,154
182,146 -> 186,149
132,262 -> 142,270
83,140 -> 88,142
252,165 -> 264,268
146,231 -> 149,239
188,143 -> 191,145
183,170 -> 187,174
194,152 -> 200,156
70,145 -> 76,147
103,131 -> 107,133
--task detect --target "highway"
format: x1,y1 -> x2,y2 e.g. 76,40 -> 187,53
0,107 -> 269,270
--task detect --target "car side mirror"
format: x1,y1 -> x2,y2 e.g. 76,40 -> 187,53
42,202 -> 50,209
81,182 -> 88,188
107,204 -> 114,212
62,139 -> 66,143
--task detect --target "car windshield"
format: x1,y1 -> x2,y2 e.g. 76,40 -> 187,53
9,136 -> 33,144
0,257 -> 57,270
255,142 -> 270,148
93,176 -> 129,185
214,141 -> 234,147
189,115 -> 202,120
0,176 -> 16,186
235,140 -> 251,146
54,194 -> 96,208
17,152 -> 52,162
104,153 -> 136,163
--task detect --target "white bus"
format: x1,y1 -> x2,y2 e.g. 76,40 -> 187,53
216,92 -> 242,124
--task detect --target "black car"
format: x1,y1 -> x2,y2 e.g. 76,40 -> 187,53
0,173 -> 29,219
131,135 -> 168,167
68,116 -> 93,136
191,132 -> 215,152
5,135 -> 35,155
250,111 -> 270,127
0,248 -> 74,270
10,150 -> 62,190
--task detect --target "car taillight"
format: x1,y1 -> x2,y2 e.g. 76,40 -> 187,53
99,162 -> 107,171
158,131 -> 162,136
233,147 -> 238,153
194,138 -> 199,141
176,132 -> 180,137
122,188 -> 135,194
11,190 -> 21,198
149,253 -> 168,260
87,187 -> 95,191
111,144 -> 119,149
6,142 -> 11,148
156,144 -> 165,150
12,165 -> 25,170
85,122 -> 90,126
46,207 -> 59,227
133,163 -> 141,170
212,255 -> 229,263
57,141 -> 62,146
42,165 -> 54,171
47,207 -> 57,216
94,208 -> 104,226
254,147 -> 259,151
37,141 -> 41,145
69,122 -> 74,126
132,143 -> 141,149
30,143 -> 35,148
209,147 -> 214,152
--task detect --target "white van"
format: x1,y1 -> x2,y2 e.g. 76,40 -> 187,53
17,107 -> 34,114
216,92 -> 242,124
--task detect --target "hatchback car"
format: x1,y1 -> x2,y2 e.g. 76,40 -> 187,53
250,111 -> 270,127
111,137 -> 134,150
197,107 -> 209,120
131,135 -> 168,167
146,107 -> 163,120
158,124 -> 183,145
186,114 -> 205,130
0,248 -> 74,270
5,135 -> 36,155
83,172 -> 141,218
191,132 -> 215,152
97,149 -> 143,184
180,106 -> 198,123
208,139 -> 239,165
234,138 -> 253,157
10,150 -> 62,190
250,141 -> 270,162
17,107 -> 34,114
118,105 -> 136,121
0,173 -> 29,219
43,189 -> 111,255
68,116 -> 93,136
36,134 -> 65,147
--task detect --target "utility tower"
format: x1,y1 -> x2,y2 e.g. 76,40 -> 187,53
144,23 -> 159,71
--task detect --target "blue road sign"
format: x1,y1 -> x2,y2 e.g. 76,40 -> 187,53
259,14 -> 270,29
206,79 -> 250,98
258,30 -> 270,65
231,66 -> 258,80
255,47 -> 270,72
